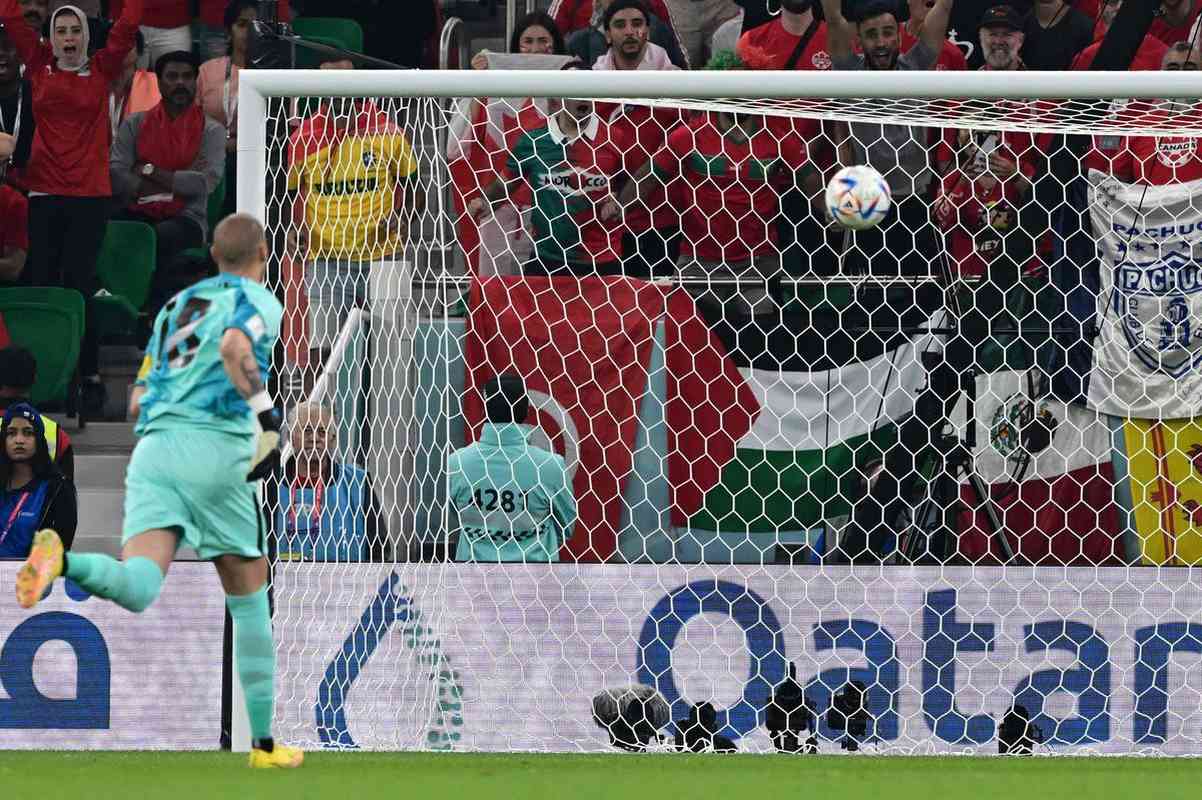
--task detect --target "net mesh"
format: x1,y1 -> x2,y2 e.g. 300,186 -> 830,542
255,84 -> 1202,754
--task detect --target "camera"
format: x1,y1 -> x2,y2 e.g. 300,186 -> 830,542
766,663 -> 818,754
998,704 -> 1045,755
591,685 -> 670,752
673,702 -> 738,753
827,681 -> 871,751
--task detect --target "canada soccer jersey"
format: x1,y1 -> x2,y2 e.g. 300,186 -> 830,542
652,115 -> 809,263
503,114 -> 625,268
287,104 -> 419,262
738,18 -> 832,70
1117,127 -> 1202,185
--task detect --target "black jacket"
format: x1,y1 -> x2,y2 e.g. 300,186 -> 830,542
34,473 -> 77,551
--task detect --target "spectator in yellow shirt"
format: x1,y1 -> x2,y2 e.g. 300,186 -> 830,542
285,60 -> 424,377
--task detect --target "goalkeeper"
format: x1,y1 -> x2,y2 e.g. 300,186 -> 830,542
14,214 -> 303,769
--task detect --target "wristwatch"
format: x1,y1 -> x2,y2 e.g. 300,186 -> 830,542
141,163 -> 155,177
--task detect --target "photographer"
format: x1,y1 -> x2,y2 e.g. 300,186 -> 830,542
828,680 -> 871,751
673,702 -> 737,753
998,704 -> 1044,755
766,663 -> 818,753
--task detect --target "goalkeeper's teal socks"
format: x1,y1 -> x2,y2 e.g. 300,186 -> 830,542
227,586 -> 276,742
64,554 -> 163,613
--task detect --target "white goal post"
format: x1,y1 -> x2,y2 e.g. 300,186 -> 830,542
235,67 -> 1202,756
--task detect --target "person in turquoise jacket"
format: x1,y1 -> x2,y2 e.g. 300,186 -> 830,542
450,375 -> 577,562
268,402 -> 387,562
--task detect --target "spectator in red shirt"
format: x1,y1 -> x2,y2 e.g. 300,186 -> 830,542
934,128 -> 1041,280
619,111 -> 822,314
109,0 -> 188,68
0,180 -> 26,281
1110,42 -> 1202,185
738,0 -> 842,280
468,91 -> 629,276
0,0 -> 143,413
592,0 -> 682,277
1150,0 -> 1201,45
1072,0 -> 1169,69
898,0 -> 968,69
111,50 -> 224,311
456,13 -> 571,275
737,0 -> 830,71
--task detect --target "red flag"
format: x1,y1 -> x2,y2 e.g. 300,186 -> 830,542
464,275 -> 665,561
663,291 -> 758,527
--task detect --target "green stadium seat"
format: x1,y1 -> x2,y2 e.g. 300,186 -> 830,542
292,17 -> 364,55
93,221 -> 157,340
207,173 -> 227,233
0,287 -> 84,407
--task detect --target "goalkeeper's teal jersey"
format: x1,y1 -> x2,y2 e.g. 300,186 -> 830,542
449,423 -> 577,563
135,274 -> 282,438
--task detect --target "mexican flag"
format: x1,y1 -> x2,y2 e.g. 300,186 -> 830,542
672,301 -> 937,550
953,369 -> 1120,564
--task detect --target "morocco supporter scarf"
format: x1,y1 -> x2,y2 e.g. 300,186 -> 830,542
134,103 -> 205,220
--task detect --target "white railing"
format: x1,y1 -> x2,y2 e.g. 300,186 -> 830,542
439,16 -> 468,72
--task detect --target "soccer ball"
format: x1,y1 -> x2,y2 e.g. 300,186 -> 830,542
826,165 -> 892,231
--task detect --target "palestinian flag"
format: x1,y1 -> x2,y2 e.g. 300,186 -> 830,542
668,297 -> 937,553
953,369 -> 1120,565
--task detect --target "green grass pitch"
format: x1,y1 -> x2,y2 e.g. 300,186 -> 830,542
0,752 -> 1197,799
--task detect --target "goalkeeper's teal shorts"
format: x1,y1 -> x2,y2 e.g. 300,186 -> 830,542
122,428 -> 264,560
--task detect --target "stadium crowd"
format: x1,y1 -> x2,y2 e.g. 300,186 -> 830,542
0,0 -> 1199,565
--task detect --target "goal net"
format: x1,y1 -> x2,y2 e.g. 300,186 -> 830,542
242,68 -> 1202,755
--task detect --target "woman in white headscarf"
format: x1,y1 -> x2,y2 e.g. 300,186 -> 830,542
0,0 -> 143,413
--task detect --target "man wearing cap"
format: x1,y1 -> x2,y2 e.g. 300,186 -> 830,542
979,5 -> 1025,70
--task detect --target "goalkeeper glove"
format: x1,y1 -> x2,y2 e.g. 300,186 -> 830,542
247,393 -> 282,482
